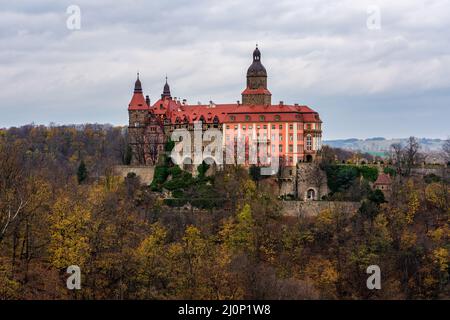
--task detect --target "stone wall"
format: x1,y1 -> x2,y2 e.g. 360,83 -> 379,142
113,165 -> 155,185
411,167 -> 449,178
296,163 -> 329,200
281,201 -> 360,217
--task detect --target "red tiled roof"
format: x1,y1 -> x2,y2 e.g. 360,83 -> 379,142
128,93 -> 149,110
241,88 -> 272,95
374,173 -> 392,185
170,104 -> 235,123
147,100 -> 321,124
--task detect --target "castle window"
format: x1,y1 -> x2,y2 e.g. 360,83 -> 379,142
263,125 -> 267,129
307,123 -> 312,130
279,135 -> 283,141
257,125 -> 260,129
272,125 -> 275,130
289,135 -> 293,141
289,145 -> 293,152
279,124 -> 283,129
279,145 -> 283,152
306,135 -> 312,150
234,125 -> 238,130
226,125 -> 230,129
242,125 -> 246,130
249,125 -> 253,129
307,189 -> 315,200
289,124 -> 293,130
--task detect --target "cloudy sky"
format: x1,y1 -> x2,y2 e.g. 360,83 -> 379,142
1,0 -> 449,139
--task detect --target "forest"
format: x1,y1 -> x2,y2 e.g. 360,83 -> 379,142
0,124 -> 449,299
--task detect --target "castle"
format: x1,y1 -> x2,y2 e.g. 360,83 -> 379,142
127,46 -> 323,181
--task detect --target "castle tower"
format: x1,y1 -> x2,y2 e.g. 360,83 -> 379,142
128,73 -> 150,164
161,76 -> 172,100
241,45 -> 272,105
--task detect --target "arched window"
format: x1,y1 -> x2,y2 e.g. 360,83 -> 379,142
307,189 -> 316,200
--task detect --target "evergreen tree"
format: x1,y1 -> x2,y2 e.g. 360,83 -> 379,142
124,144 -> 132,165
77,160 -> 88,184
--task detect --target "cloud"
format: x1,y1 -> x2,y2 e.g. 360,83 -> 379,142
0,0 -> 449,139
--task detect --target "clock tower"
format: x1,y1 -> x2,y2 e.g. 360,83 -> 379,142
241,45 -> 272,105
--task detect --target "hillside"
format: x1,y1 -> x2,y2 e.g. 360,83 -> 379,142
324,137 -> 445,154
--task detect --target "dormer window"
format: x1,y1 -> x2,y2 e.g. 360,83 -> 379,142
275,115 -> 280,121
259,115 -> 265,121
245,115 -> 251,121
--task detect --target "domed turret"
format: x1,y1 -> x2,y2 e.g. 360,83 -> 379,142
242,45 -> 271,105
247,45 -> 267,77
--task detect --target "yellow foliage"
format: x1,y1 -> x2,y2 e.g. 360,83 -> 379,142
427,226 -> 449,243
305,257 -> 338,298
425,183 -> 449,212
432,247 -> 449,273
48,195 -> 91,269
241,179 -> 256,201
317,209 -> 333,227
400,230 -> 417,250
406,187 -> 420,224
220,204 -> 255,253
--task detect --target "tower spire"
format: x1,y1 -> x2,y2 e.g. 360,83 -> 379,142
161,76 -> 171,99
134,72 -> 142,93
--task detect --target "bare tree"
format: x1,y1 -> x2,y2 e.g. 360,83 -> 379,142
0,141 -> 29,244
443,138 -> 450,164
390,143 -> 404,175
404,136 -> 421,176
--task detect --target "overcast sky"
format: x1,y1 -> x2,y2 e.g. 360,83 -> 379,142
1,0 -> 449,139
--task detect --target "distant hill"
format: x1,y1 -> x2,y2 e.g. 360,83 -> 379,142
323,137 -> 445,154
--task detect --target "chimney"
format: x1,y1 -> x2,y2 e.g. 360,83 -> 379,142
146,95 -> 150,107
279,101 -> 284,106
182,99 -> 187,105
237,100 -> 240,105
294,103 -> 299,107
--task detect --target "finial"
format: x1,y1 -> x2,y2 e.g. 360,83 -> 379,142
137,71 -> 140,79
